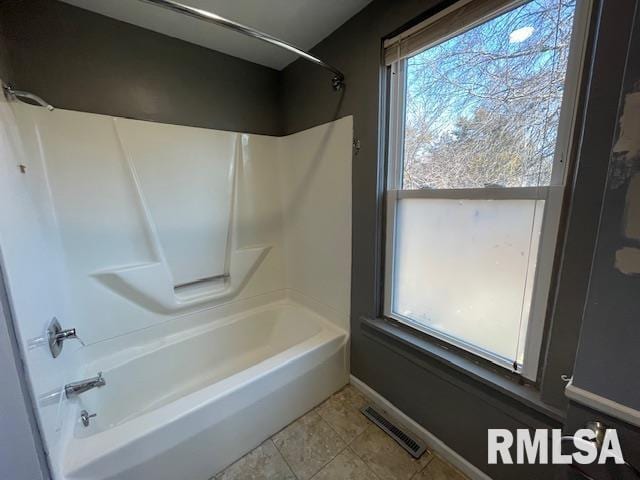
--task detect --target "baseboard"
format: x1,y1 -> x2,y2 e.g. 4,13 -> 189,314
350,375 -> 492,480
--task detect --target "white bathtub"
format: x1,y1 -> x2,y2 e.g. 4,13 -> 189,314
60,301 -> 348,480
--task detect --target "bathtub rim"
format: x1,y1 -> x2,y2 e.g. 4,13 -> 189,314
80,298 -> 337,375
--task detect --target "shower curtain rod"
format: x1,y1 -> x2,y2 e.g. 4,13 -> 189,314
2,82 -> 54,110
139,0 -> 345,91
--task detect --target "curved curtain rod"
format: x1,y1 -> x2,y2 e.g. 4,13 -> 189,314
139,0 -> 345,91
2,82 -> 54,110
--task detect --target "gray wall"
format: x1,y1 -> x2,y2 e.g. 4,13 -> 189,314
565,5 -> 640,479
280,0 -> 635,477
0,22 -> 11,82
571,0 -> 640,410
0,0 -> 281,136
540,0 -> 638,408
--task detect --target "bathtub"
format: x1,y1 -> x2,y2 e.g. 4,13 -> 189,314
59,300 -> 348,480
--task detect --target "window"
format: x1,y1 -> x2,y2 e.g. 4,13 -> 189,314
384,0 -> 591,379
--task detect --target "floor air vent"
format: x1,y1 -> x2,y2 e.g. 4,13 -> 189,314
361,405 -> 427,459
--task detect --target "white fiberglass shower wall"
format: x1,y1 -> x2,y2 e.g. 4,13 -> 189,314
0,95 -> 352,480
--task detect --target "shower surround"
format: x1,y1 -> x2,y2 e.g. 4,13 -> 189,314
0,97 -> 352,480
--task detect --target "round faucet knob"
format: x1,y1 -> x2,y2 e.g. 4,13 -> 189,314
80,410 -> 97,427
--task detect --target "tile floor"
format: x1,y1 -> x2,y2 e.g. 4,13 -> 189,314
213,385 -> 469,480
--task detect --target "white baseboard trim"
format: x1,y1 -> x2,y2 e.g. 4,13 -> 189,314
350,375 -> 492,480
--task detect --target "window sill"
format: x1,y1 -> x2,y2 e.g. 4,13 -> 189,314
362,316 -> 565,423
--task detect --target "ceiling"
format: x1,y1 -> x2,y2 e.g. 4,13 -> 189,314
60,0 -> 372,70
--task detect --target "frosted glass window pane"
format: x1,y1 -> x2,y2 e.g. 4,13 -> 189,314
392,198 -> 544,363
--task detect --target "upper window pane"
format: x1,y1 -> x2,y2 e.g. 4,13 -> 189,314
402,0 -> 577,190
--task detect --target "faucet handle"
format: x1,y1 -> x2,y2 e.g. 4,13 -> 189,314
80,410 -> 97,427
55,327 -> 77,341
47,317 -> 81,358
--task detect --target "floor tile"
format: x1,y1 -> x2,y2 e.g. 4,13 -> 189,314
215,439 -> 295,480
272,410 -> 346,480
412,456 -> 468,480
311,448 -> 378,480
351,424 -> 431,480
316,385 -> 370,444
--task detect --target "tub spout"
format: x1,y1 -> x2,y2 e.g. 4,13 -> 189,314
65,372 -> 106,399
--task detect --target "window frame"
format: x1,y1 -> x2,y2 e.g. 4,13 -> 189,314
383,0 -> 593,381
